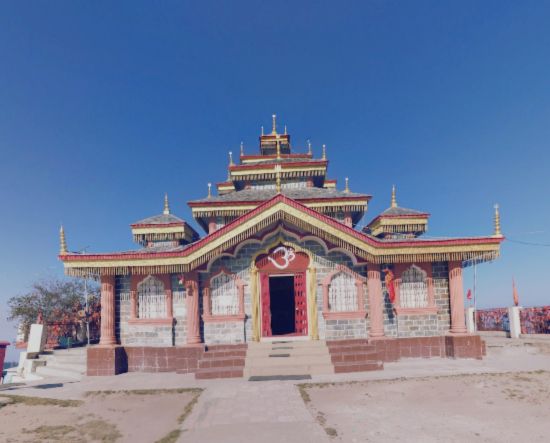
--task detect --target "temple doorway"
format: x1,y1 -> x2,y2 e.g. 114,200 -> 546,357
269,275 -> 295,335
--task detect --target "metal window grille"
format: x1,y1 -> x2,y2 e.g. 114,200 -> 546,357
211,273 -> 238,315
137,276 -> 167,319
329,272 -> 357,312
400,265 -> 428,308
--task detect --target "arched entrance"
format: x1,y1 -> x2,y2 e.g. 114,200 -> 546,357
255,245 -> 310,337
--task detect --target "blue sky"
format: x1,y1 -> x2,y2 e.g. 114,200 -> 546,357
1,1 -> 549,360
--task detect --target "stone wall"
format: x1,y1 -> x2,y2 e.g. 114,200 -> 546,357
325,318 -> 368,340
203,321 -> 246,345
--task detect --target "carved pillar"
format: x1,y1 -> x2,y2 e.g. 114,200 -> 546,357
99,275 -> 117,346
308,266 -> 319,340
356,280 -> 365,312
202,286 -> 211,317
130,276 -> 138,319
250,267 -> 260,341
449,261 -> 467,334
367,266 -> 385,338
322,283 -> 329,312
185,273 -> 201,344
237,283 -> 245,316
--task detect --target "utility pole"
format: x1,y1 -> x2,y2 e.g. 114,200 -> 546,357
473,261 -> 477,332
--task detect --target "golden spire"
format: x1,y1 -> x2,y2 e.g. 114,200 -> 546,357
344,177 -> 350,193
276,139 -> 281,160
228,151 -> 234,166
322,144 -> 326,160
307,139 -> 312,155
59,225 -> 67,255
261,125 -> 264,136
275,165 -> 282,193
391,185 -> 397,208
240,141 -> 244,156
272,114 -> 277,135
284,124 -> 287,135
207,183 -> 212,198
494,203 -> 502,236
163,193 -> 170,215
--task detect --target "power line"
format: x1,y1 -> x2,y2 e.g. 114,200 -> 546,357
506,238 -> 550,247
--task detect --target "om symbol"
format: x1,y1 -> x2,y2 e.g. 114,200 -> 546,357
267,246 -> 296,270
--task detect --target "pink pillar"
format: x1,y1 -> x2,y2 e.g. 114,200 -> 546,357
322,284 -> 329,312
202,286 -> 211,317
238,284 -> 245,316
99,275 -> 117,346
356,280 -> 365,312
367,266 -> 385,338
208,218 -> 217,234
185,273 -> 201,344
449,261 -> 467,334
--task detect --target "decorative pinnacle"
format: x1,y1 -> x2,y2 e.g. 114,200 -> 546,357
228,151 -> 234,166
59,225 -> 67,255
344,177 -> 350,193
284,125 -> 287,135
275,165 -> 282,194
261,125 -> 264,136
391,185 -> 397,208
163,193 -> 170,215
272,114 -> 277,134
494,203 -> 502,236
307,139 -> 312,155
207,183 -> 212,198
322,144 -> 326,160
240,141 -> 244,156
276,139 -> 281,160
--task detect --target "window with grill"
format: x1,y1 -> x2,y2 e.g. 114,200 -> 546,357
400,265 -> 428,308
329,272 -> 357,312
137,275 -> 166,319
210,272 -> 239,315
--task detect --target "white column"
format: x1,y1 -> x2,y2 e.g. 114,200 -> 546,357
466,307 -> 476,333
508,306 -> 521,339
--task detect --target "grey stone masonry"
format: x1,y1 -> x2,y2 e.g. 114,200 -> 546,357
124,323 -> 174,347
325,318 -> 368,340
204,321 -> 246,345
432,262 -> 451,334
396,314 -> 439,337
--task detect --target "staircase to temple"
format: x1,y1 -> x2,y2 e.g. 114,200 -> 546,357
326,339 -> 384,373
194,344 -> 248,380
243,340 -> 334,378
34,346 -> 87,380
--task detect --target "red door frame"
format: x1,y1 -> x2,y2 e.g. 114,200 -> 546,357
256,247 -> 310,337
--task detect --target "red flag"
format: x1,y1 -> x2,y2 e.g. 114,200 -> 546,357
466,289 -> 472,300
513,278 -> 519,307
384,269 -> 396,304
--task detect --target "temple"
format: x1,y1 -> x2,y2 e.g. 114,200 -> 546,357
59,115 -> 504,378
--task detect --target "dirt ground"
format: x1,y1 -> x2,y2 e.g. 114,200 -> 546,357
300,370 -> 550,442
0,388 -> 200,443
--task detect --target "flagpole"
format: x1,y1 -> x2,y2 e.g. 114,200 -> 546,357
473,262 -> 477,333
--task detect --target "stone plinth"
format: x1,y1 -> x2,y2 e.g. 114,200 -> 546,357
87,346 -> 128,376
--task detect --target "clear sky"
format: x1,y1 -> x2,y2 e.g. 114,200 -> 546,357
1,1 -> 549,360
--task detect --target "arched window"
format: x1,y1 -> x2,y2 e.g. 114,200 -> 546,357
329,272 -> 357,312
400,265 -> 428,308
210,272 -> 239,315
137,276 -> 166,319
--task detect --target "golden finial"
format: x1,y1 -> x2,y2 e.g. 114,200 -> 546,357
240,141 -> 244,156
163,193 -> 170,215
344,177 -> 350,193
275,165 -> 282,193
322,144 -> 326,160
276,139 -> 281,160
494,203 -> 502,236
391,185 -> 397,208
59,225 -> 67,255
228,151 -> 234,166
207,183 -> 212,198
307,139 -> 312,155
272,114 -> 277,135
261,125 -> 264,136
284,124 -> 287,135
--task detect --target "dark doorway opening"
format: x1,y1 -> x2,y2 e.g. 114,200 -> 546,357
269,276 -> 295,335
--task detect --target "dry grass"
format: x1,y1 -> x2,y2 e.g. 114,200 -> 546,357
1,394 -> 82,407
155,388 -> 203,443
85,387 -> 202,397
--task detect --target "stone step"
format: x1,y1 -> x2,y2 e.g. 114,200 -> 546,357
195,366 -> 244,379
327,339 -> 370,346
35,365 -> 84,380
245,354 -> 332,368
249,340 -> 327,348
199,357 -> 245,369
244,364 -> 334,377
333,361 -> 383,373
246,346 -> 331,357
205,344 -> 248,351
326,343 -> 377,352
329,351 -> 381,363
201,349 -> 247,359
